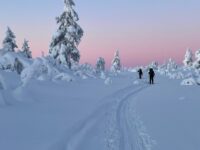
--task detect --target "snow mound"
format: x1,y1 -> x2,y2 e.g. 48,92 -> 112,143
0,51 -> 32,70
21,57 -> 60,85
73,63 -> 96,79
133,80 -> 140,85
0,70 -> 21,90
168,72 -> 184,79
53,73 -> 73,82
100,72 -> 106,79
181,78 -> 197,86
104,77 -> 112,85
196,77 -> 200,85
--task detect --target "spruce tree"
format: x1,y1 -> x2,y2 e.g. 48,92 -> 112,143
96,57 -> 105,73
2,27 -> 18,52
183,48 -> 193,67
111,50 -> 121,72
22,39 -> 32,58
49,0 -> 83,67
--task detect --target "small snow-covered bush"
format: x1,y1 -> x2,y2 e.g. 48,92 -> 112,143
181,78 -> 197,86
100,72 -> 106,79
21,57 -> 60,85
14,58 -> 24,74
0,51 -> 32,72
74,63 -> 96,79
196,77 -> 200,85
168,72 -> 184,80
104,77 -> 112,85
53,73 -> 73,82
149,61 -> 159,70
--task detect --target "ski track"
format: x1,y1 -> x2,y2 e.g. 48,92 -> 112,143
49,80 -> 155,150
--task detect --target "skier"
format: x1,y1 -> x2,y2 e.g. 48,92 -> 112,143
149,68 -> 155,84
138,68 -> 143,79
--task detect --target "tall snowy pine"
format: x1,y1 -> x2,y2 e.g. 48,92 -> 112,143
22,39 -> 32,58
49,0 -> 83,67
2,27 -> 18,52
111,50 -> 121,72
183,48 -> 193,67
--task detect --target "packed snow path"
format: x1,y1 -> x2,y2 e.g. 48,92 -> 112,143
49,80 -> 154,150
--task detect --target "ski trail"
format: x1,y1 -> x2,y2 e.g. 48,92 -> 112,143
49,81 -> 154,150
106,83 -> 155,150
116,85 -> 149,150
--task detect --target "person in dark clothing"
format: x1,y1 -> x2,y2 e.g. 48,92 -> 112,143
138,68 -> 143,79
149,68 -> 155,84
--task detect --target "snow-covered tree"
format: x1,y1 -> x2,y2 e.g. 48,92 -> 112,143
96,57 -> 105,73
149,61 -> 159,70
111,50 -> 121,72
21,39 -> 32,58
166,58 -> 178,70
193,49 -> 200,69
183,48 -> 193,67
2,27 -> 18,52
49,0 -> 83,67
161,58 -> 178,71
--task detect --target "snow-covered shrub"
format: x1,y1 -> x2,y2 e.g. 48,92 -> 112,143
49,0 -> 83,67
96,57 -> 105,73
196,77 -> 200,85
181,78 -> 197,86
193,49 -> 200,69
149,61 -> 159,70
111,50 -> 121,72
53,73 -> 73,82
14,58 -> 24,74
166,58 -> 178,71
168,72 -> 184,80
100,72 -> 106,79
21,57 -> 60,85
2,27 -> 18,52
160,58 -> 178,71
183,48 -> 193,67
104,77 -> 112,85
73,63 -> 96,79
128,67 -> 138,73
0,52 -> 32,71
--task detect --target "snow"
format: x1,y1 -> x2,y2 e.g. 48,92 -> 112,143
181,77 -> 197,86
104,77 -> 112,85
0,2 -> 199,148
0,67 -> 199,150
0,51 -> 32,70
135,76 -> 200,150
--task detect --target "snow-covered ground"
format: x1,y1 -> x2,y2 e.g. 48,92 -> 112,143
0,70 -> 199,150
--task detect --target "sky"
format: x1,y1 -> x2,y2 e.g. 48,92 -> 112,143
0,0 -> 200,67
